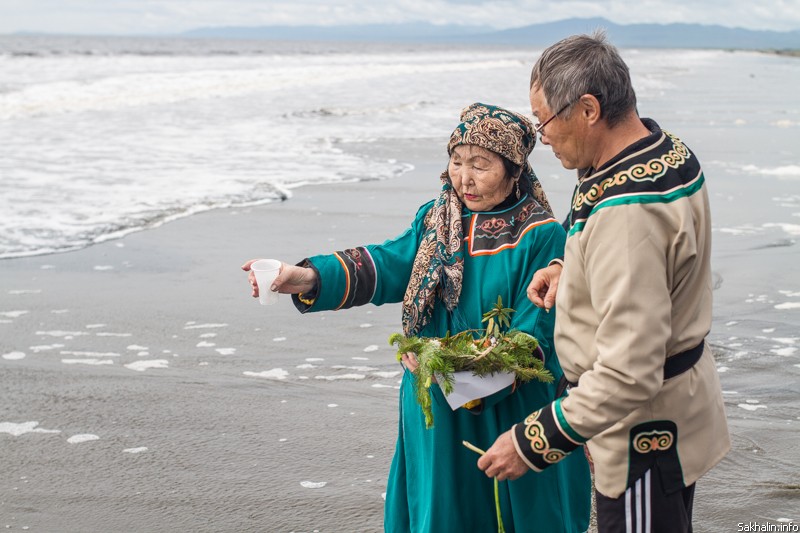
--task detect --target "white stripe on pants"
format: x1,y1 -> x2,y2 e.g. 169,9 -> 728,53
625,469 -> 652,533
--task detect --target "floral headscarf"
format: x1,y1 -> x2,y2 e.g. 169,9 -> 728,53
402,103 -> 553,336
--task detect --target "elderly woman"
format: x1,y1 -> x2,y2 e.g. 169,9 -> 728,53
243,103 -> 591,532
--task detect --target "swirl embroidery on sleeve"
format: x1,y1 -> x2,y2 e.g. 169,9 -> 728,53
523,410 -> 567,464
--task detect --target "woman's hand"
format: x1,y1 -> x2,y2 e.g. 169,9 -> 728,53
526,263 -> 563,311
241,260 -> 318,298
400,352 -> 419,372
400,352 -> 438,382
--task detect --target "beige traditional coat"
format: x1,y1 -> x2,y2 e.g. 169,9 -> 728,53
511,119 -> 730,498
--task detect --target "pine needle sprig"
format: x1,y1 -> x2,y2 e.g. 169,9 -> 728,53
389,297 -> 553,428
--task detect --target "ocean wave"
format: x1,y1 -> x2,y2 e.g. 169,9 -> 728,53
741,164 -> 800,178
0,163 -> 413,260
0,56 -> 521,119
285,101 -> 436,120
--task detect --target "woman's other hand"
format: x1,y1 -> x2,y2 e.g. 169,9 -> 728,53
401,352 -> 419,372
241,260 -> 318,297
526,263 -> 562,311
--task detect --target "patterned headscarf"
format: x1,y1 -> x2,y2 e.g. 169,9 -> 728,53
402,103 -> 553,336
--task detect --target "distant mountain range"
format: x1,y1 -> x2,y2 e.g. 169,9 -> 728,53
184,17 -> 800,50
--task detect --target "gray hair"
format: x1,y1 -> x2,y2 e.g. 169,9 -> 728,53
530,30 -> 637,128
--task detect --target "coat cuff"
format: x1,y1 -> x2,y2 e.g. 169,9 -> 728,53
548,257 -> 564,268
511,398 -> 587,471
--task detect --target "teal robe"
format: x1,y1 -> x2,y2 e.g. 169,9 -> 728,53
294,194 -> 591,533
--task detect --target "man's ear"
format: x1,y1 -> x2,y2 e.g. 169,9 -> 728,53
579,94 -> 602,124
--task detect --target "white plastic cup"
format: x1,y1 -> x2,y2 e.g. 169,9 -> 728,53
250,259 -> 282,305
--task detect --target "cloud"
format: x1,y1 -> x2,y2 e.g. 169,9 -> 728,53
1,0 -> 799,35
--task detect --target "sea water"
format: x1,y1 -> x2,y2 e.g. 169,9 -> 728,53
1,35 -> 799,527
1,37 -> 798,259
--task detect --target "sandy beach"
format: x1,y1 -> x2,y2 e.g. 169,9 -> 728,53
2,136 -> 799,532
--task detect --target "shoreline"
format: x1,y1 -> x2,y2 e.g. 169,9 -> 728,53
0,138 -> 444,532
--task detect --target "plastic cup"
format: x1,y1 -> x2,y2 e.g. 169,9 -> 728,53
250,259 -> 281,305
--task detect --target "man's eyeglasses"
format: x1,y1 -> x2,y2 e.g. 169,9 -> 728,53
532,94 -> 601,139
533,102 -> 572,139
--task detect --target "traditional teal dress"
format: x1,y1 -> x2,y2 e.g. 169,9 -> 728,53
293,193 -> 591,533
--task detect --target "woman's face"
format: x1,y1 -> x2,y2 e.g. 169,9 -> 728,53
448,145 -> 513,212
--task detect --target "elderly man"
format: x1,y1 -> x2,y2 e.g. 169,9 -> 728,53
478,32 -> 730,532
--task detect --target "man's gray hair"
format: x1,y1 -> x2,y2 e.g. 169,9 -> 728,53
530,30 -> 637,128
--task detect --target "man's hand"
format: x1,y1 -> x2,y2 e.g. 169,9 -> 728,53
527,263 -> 563,311
477,429 -> 530,481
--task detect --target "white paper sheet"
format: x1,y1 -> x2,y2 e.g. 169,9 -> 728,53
439,370 -> 516,410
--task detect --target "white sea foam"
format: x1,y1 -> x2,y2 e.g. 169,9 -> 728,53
775,302 -> 800,310
184,323 -> 228,329
199,332 -> 217,338
61,350 -> 120,357
93,265 -> 114,271
96,332 -> 132,337
8,289 -> 41,294
85,323 -> 106,329
331,365 -> 379,372
62,358 -> 114,365
327,404 -> 338,408
742,164 -> 800,178
127,344 -> 148,351
35,330 -> 88,337
778,290 -> 800,297
315,374 -> 366,381
306,358 -> 324,362
771,347 -> 797,356
300,481 -> 327,489
0,421 -> 60,436
243,368 -> 289,380
29,344 -> 65,352
716,225 -> 761,235
196,341 -> 215,348
273,337 -> 287,342
363,345 -> 379,352
123,447 -> 148,454
67,434 -> 100,444
359,323 -> 372,328
0,310 -> 28,318
296,364 -> 316,369
124,359 -> 169,371
2,351 -> 26,360
215,348 -> 236,355
738,404 -> 768,411
373,371 -> 401,378
763,223 -> 800,236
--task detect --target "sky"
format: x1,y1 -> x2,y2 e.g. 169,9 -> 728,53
1,0 -> 799,35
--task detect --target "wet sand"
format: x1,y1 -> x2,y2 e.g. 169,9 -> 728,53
2,138 -> 798,532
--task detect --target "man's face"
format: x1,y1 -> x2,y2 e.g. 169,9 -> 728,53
529,86 -> 584,171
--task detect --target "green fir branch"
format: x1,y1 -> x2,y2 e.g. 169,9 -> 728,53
389,300 -> 553,429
